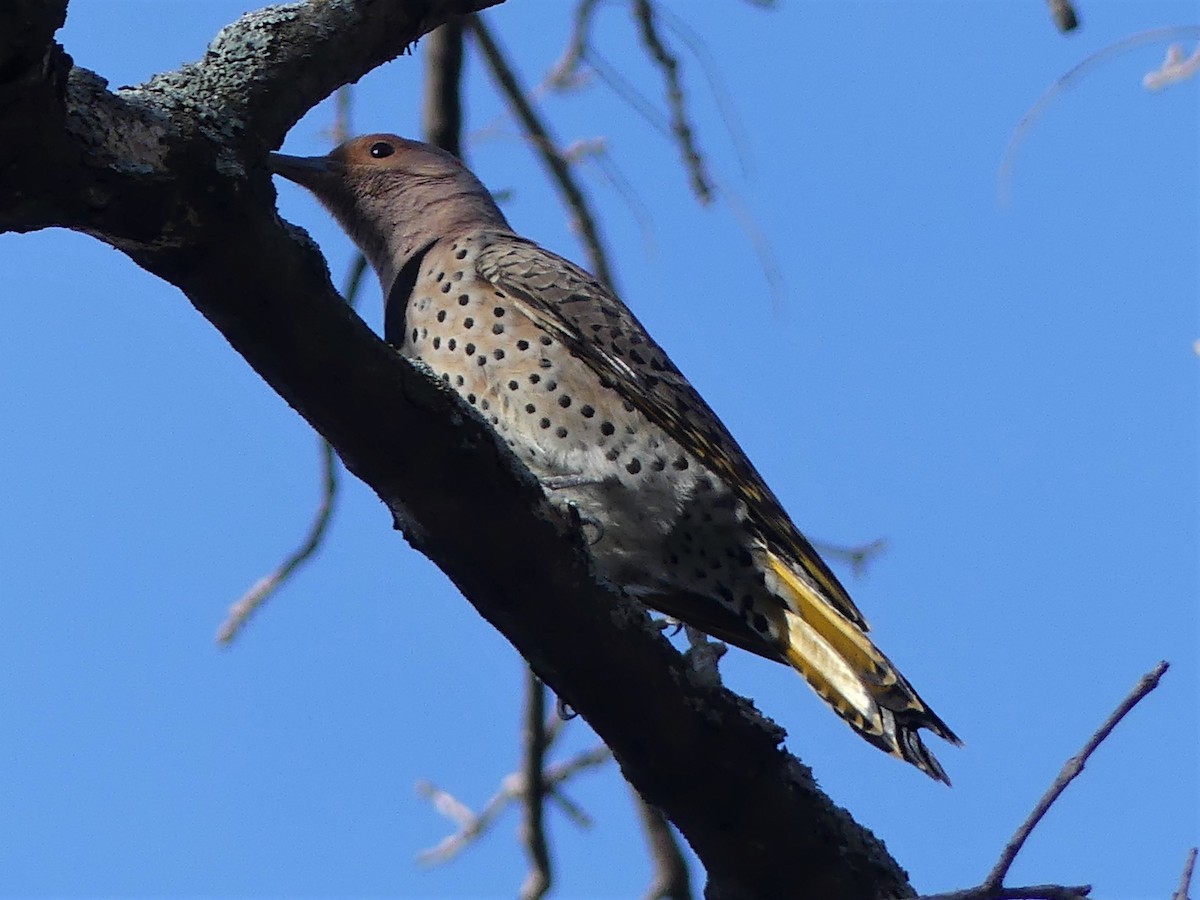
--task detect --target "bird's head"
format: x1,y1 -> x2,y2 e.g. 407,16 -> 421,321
270,133 -> 509,291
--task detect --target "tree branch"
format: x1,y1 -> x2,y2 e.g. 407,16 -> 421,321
467,13 -> 617,290
520,672 -> 552,900
2,2 -> 916,896
983,662 -> 1168,889
632,789 -> 693,900
1173,847 -> 1197,900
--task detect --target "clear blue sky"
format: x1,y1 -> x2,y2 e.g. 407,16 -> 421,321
1,1 -> 1196,897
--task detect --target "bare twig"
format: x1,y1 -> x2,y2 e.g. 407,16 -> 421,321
998,26 -> 1200,204
520,672 -> 552,900
548,0 -> 600,88
652,4 -> 756,179
468,14 -> 616,289
216,249 -> 369,645
423,21 -> 465,158
919,885 -> 1091,900
631,0 -> 712,203
631,788 -> 693,900
323,85 -> 354,146
1173,847 -> 1198,900
814,537 -> 887,578
1046,0 -> 1080,33
216,437 -> 340,644
416,743 -> 611,864
984,661 -> 1170,888
216,84 -> 370,645
1144,43 -> 1200,91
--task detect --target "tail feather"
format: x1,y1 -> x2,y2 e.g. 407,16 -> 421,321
767,550 -> 960,784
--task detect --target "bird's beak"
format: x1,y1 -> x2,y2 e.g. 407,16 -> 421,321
268,152 -> 339,190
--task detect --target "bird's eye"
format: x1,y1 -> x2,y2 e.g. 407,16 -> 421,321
369,141 -> 395,159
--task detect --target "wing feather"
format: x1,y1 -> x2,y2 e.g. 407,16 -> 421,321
474,233 -> 868,629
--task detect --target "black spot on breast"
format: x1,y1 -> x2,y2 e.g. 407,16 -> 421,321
752,613 -> 769,634
466,393 -> 476,404
493,349 -> 505,360
605,447 -> 620,462
626,458 -> 642,475
508,380 -> 519,391
477,355 -> 487,366
525,403 -> 536,414
539,335 -> 553,346
492,324 -> 504,335
455,248 -> 468,259
650,457 -> 666,471
448,338 -> 457,351
600,422 -> 615,436
493,307 -> 506,317
441,282 -> 452,294
545,380 -> 557,392
455,375 -> 464,387
458,295 -> 470,306
432,337 -> 441,349
557,395 -> 571,408
436,271 -> 445,282
539,417 -> 551,429
464,343 -> 476,355
410,328 -> 418,342
672,456 -> 689,470
580,405 -> 595,418
555,426 -> 568,438
480,399 -> 490,411
517,340 -> 530,351
529,373 -> 541,385
437,310 -> 447,323
622,400 -> 635,412
463,317 -> 474,329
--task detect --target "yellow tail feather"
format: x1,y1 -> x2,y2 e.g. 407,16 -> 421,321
765,549 -> 961,784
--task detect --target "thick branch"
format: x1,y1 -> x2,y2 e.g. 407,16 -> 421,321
1,2 -> 912,897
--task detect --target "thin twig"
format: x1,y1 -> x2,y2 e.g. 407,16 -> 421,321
1144,43 -> 1200,91
548,0 -> 600,88
998,26 -> 1200,204
216,438 -> 339,644
652,4 -> 756,179
918,885 -> 1091,900
324,85 -> 354,146
814,537 -> 887,578
423,21 -> 465,158
631,0 -> 712,203
1173,847 -> 1198,900
1046,0 -> 1080,33
216,87 -> 367,644
983,661 -> 1170,888
520,672 -> 552,900
468,14 -> 616,289
416,744 -> 610,864
631,788 -> 692,900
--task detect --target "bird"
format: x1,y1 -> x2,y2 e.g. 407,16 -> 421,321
269,134 -> 961,783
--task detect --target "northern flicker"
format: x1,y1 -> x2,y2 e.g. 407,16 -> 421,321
270,134 -> 961,782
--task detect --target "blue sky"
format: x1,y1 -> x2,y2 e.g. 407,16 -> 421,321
1,1 -> 1196,897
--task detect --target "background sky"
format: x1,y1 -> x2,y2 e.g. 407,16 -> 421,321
0,1 -> 1196,897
